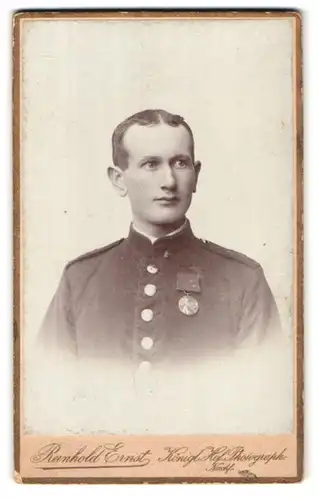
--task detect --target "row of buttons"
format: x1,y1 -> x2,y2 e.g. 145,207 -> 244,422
141,264 -> 158,321
139,264 -> 159,352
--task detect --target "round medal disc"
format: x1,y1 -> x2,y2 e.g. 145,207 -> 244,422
178,295 -> 199,316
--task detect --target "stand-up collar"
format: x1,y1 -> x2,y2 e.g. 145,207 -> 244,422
132,219 -> 188,244
126,219 -> 197,256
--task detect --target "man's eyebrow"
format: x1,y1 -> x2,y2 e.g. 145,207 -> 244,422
138,155 -> 162,164
170,154 -> 192,161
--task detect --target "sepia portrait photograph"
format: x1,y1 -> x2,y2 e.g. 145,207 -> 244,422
14,10 -> 303,483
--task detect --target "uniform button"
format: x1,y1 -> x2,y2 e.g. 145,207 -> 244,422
141,336 -> 154,350
141,309 -> 154,322
164,250 -> 170,258
144,284 -> 157,297
147,264 -> 158,274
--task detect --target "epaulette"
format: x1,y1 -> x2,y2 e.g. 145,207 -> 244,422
199,238 -> 260,269
65,238 -> 125,269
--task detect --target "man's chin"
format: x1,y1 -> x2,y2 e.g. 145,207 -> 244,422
149,212 -> 186,227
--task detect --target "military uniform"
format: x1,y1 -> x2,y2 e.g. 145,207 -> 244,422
38,220 -> 280,368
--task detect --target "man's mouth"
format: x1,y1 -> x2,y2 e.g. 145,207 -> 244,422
155,196 -> 179,202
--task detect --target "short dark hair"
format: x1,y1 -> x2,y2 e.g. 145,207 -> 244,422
112,109 -> 195,169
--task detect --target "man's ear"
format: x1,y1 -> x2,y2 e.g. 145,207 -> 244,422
107,165 -> 128,197
192,161 -> 201,193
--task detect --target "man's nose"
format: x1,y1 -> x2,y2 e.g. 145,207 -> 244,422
160,164 -> 177,190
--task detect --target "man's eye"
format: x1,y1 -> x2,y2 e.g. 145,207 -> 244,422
144,161 -> 158,170
174,159 -> 188,168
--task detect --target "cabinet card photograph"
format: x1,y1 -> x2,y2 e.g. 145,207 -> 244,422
14,10 -> 303,483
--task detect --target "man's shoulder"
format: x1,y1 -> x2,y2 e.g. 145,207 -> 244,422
198,238 -> 261,270
65,238 -> 125,270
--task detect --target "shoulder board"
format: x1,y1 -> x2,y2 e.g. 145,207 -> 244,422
199,238 -> 260,269
66,238 -> 124,269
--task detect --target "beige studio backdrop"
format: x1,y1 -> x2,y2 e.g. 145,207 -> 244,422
21,18 -> 294,435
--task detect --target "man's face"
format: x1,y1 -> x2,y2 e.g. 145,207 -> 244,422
120,123 -> 200,231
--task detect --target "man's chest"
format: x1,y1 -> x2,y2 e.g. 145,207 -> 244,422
71,253 -> 242,361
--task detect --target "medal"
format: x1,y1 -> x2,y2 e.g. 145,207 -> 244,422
178,294 -> 199,316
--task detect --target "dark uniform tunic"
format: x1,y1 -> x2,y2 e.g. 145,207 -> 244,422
38,220 -> 280,368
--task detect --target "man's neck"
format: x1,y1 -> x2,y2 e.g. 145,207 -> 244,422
132,219 -> 187,243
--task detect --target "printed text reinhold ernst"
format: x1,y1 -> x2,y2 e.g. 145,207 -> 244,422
30,442 -> 287,474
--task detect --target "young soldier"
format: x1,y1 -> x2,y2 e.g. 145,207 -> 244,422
39,109 -> 280,366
